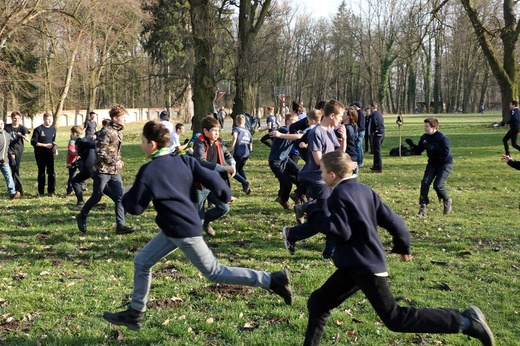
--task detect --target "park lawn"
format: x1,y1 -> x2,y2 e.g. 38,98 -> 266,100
1,113 -> 519,345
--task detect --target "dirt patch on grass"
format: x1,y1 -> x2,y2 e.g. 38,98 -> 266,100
190,284 -> 254,299
148,297 -> 184,310
0,320 -> 32,333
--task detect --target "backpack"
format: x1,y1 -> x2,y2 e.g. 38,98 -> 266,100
389,145 -> 411,157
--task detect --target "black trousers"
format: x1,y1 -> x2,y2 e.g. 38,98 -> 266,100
9,149 -> 23,192
304,268 -> 460,345
420,162 -> 453,205
34,149 -> 55,195
503,127 -> 520,155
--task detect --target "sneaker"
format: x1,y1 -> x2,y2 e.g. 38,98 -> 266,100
102,308 -> 144,331
68,202 -> 84,211
275,197 -> 291,210
294,204 -> 306,225
370,167 -> 382,173
76,214 -> 87,233
461,306 -> 494,346
269,269 -> 292,305
416,204 -> 427,218
10,191 -> 21,200
203,222 -> 215,236
116,224 -> 135,235
242,181 -> 251,195
282,227 -> 295,255
443,198 -> 453,214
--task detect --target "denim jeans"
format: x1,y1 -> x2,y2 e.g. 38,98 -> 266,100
79,172 -> 125,226
130,232 -> 271,312
355,130 -> 365,166
197,187 -> 230,224
420,162 -> 453,205
1,162 -> 16,195
9,150 -> 23,192
304,268 -> 460,345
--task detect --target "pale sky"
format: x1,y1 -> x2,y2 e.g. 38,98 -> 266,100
295,0 -> 345,18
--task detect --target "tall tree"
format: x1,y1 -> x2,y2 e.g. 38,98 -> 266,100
460,0 -> 520,121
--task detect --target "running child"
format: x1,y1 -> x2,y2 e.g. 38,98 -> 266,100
230,114 -> 252,194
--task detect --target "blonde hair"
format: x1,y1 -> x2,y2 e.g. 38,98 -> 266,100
235,114 -> 245,125
321,151 -> 355,177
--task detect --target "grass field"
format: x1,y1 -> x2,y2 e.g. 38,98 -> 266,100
1,113 -> 519,345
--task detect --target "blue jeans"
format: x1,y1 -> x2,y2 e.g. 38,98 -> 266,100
355,130 -> 365,166
130,232 -> 271,312
420,162 -> 453,205
197,187 -> 230,224
80,172 -> 125,226
304,269 -> 460,345
1,162 -> 16,195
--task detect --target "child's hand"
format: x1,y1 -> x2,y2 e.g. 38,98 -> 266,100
401,254 -> 412,262
269,130 -> 280,138
502,154 -> 512,163
225,165 -> 236,177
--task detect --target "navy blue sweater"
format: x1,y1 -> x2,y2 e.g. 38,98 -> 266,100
306,177 -> 410,274
413,131 -> 453,165
123,154 -> 232,238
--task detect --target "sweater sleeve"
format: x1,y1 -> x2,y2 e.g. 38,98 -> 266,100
122,165 -> 153,215
507,160 -> 520,170
375,196 -> 411,254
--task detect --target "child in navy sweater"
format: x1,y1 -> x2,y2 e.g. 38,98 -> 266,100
300,151 -> 493,346
102,121 -> 292,331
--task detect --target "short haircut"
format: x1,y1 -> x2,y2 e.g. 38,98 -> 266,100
321,151 -> 355,177
109,104 -> 127,119
70,125 -> 83,135
102,119 -> 110,127
175,123 -> 184,131
347,107 -> 358,124
266,106 -> 274,113
292,101 -> 304,114
43,112 -> 52,119
89,111 -> 96,115
424,117 -> 439,129
201,115 -> 220,131
235,114 -> 245,125
323,99 -> 345,116
306,109 -> 321,122
512,100 -> 518,107
11,111 -> 21,118
142,121 -> 171,149
371,101 -> 379,108
285,113 -> 297,124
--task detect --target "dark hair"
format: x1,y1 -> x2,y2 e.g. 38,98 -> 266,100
159,110 -> 170,121
512,100 -> 519,107
109,104 -> 127,119
292,101 -> 304,114
10,111 -> 21,118
347,107 -> 358,124
201,115 -> 219,131
175,123 -> 184,131
43,112 -> 52,119
371,101 -> 379,109
315,100 -> 327,110
323,99 -> 345,116
142,121 -> 171,149
102,119 -> 110,127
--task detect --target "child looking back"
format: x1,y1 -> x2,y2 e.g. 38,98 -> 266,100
102,121 -> 292,331
300,150 -> 494,346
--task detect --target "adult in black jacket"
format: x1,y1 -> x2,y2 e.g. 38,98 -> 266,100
502,100 -> 520,156
409,117 -> 453,217
31,113 -> 57,196
369,102 -> 384,173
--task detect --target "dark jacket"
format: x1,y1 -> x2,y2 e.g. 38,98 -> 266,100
123,154 -> 231,238
193,134 -> 235,186
31,124 -> 56,154
412,131 -> 453,165
306,177 -> 410,274
370,110 -> 385,135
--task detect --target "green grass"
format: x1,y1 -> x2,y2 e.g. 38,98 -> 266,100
1,113 -> 519,345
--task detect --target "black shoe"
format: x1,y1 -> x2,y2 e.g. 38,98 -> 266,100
76,214 -> 87,233
69,201 -> 84,211
443,198 -> 453,214
269,269 -> 292,305
102,308 -> 144,331
242,181 -> 251,195
461,306 -> 494,346
370,167 -> 382,173
116,224 -> 135,235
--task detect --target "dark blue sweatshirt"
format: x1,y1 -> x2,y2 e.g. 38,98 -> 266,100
413,131 -> 453,165
123,154 -> 231,238
306,177 -> 410,274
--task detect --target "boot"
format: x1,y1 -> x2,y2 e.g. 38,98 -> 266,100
203,222 -> 215,236
443,198 -> 453,214
416,204 -> 427,217
461,306 -> 494,346
269,269 -> 293,305
103,307 -> 144,331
